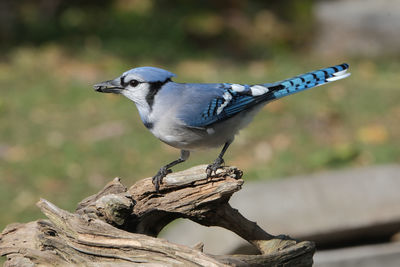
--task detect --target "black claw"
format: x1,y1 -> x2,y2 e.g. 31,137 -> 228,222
206,157 -> 225,176
152,167 -> 172,192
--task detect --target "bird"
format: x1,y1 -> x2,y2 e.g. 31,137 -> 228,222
94,63 -> 350,191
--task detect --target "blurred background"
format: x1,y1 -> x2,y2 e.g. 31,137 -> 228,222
0,0 -> 399,265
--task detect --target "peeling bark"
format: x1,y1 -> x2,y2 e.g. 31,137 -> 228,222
0,165 -> 315,266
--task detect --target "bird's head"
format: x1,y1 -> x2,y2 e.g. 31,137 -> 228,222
93,66 -> 176,104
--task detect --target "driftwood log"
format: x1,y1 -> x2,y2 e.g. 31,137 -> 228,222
0,165 -> 315,266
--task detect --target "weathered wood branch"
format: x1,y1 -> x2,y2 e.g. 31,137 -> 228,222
0,165 -> 315,266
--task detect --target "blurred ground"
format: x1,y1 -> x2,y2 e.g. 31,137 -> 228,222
162,164 -> 400,255
0,0 -> 399,243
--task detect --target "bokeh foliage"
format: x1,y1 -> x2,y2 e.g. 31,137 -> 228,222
1,0 -> 313,61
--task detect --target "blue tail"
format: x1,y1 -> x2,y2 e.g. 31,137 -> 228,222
185,63 -> 350,127
265,63 -> 350,100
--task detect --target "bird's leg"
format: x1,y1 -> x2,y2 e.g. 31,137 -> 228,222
152,150 -> 190,192
206,139 -> 233,176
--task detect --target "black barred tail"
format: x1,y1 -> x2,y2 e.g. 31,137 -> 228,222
265,63 -> 350,100
185,63 -> 350,127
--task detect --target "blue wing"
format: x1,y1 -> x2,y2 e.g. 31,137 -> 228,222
180,63 -> 350,128
178,82 -> 274,127
188,84 -> 262,127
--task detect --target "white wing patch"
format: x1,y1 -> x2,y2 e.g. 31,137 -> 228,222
217,91 -> 233,115
231,84 -> 246,92
250,85 -> 269,96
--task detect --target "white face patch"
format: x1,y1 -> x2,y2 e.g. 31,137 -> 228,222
250,85 -> 269,96
216,91 -> 233,115
122,82 -> 149,102
121,82 -> 152,120
122,73 -> 145,85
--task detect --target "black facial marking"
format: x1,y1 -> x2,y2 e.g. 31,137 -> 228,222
129,79 -> 139,87
144,121 -> 154,129
145,78 -> 171,109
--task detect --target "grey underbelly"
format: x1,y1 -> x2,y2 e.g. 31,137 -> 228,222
152,106 -> 263,150
157,126 -> 227,150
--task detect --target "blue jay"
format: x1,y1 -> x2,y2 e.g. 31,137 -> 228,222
94,63 -> 350,191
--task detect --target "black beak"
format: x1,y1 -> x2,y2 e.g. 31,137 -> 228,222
93,79 -> 123,94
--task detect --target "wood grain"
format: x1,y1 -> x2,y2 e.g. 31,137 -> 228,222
0,165 -> 315,266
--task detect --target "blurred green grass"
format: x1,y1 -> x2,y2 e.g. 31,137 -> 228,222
0,46 -> 399,231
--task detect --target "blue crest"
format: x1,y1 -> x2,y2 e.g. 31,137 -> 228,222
123,66 -> 176,83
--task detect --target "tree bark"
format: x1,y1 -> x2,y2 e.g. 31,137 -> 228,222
0,165 -> 315,266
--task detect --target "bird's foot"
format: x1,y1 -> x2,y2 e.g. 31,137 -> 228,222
206,157 -> 224,176
152,167 -> 172,192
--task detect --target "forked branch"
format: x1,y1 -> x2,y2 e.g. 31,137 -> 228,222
0,165 -> 314,266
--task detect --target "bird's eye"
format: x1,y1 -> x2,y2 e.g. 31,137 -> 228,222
129,79 -> 140,87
